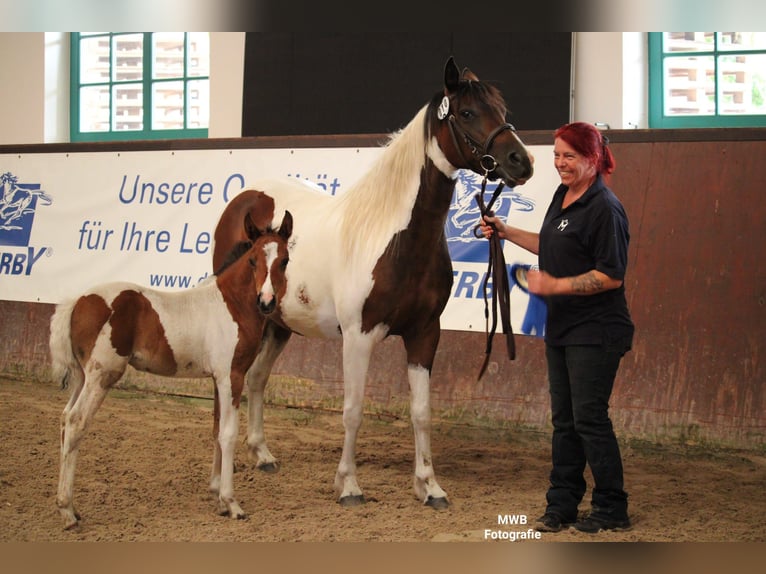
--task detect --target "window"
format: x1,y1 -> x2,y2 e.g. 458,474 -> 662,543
70,32 -> 209,141
649,32 -> 766,128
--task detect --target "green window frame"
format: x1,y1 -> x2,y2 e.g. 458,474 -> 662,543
649,32 -> 766,128
70,32 -> 209,142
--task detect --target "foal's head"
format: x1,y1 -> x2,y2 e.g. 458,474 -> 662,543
242,210 -> 293,315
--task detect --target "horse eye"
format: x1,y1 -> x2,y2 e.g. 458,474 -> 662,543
460,109 -> 475,120
280,257 -> 289,270
248,257 -> 256,268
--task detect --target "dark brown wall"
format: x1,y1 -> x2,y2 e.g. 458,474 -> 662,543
2,128 -> 764,449
241,33 -> 572,135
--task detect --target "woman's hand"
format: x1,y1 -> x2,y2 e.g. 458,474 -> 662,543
478,216 -> 541,255
526,269 -> 558,296
479,214 -> 505,240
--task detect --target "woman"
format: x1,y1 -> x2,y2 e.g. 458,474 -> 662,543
481,122 -> 634,533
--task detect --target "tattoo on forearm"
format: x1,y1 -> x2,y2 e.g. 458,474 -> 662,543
570,271 -> 603,293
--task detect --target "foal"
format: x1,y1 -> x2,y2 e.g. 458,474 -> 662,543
50,211 -> 292,529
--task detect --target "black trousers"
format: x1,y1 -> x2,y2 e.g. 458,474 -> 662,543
544,344 -> 629,522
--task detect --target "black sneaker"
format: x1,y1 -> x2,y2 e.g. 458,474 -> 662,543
572,515 -> 631,533
534,513 -> 567,532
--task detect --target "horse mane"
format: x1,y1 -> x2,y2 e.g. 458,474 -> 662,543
335,78 -> 506,264
337,104 -> 432,263
214,240 -> 253,276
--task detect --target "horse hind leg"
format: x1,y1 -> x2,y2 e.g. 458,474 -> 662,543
334,328 -> 383,507
57,366 -> 85,529
245,322 -> 291,472
57,366 -> 119,529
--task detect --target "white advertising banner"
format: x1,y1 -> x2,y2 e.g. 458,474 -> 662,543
0,145 -> 557,335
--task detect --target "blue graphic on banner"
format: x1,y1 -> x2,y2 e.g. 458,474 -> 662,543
1,172 -> 51,247
445,170 -> 535,262
1,171 -> 52,280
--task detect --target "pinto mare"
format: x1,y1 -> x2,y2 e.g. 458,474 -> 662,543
50,211 -> 293,529
212,57 -> 534,509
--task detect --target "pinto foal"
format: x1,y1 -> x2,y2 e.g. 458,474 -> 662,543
50,211 -> 292,529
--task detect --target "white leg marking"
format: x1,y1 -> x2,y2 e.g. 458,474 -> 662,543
209,438 -> 222,494
334,326 -> 386,503
408,364 -> 448,504
57,369 -> 112,529
215,378 -> 245,519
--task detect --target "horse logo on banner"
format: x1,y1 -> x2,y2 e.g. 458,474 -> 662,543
445,169 -> 535,263
0,171 -> 53,247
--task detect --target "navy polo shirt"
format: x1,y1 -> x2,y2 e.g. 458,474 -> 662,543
538,174 -> 634,351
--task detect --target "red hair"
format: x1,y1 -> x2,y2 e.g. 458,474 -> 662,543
554,122 -> 616,175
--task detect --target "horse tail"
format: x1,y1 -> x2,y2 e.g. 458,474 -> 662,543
49,299 -> 79,390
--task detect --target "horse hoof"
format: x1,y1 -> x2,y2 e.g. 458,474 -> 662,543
425,495 -> 450,510
60,508 -> 81,530
338,494 -> 366,507
257,462 -> 279,474
218,507 -> 248,520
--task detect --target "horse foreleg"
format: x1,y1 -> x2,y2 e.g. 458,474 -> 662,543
335,328 -> 382,506
245,322 -> 291,472
57,371 -> 112,529
404,326 -> 449,509
214,375 -> 246,519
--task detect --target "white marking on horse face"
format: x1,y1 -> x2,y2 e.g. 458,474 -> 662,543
259,240 -> 279,307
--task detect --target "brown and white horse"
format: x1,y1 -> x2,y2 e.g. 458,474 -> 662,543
212,57 -> 534,508
50,210 -> 293,529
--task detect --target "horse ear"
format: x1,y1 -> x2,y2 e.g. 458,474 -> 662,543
244,212 -> 262,241
444,56 -> 460,94
279,210 -> 293,241
461,67 -> 479,82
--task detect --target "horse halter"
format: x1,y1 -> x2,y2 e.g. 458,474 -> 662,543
438,94 -> 516,178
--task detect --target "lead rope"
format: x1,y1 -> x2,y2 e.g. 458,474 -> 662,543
475,157 -> 516,380
439,94 -> 517,378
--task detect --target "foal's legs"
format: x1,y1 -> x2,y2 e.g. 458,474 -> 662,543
57,365 -> 120,529
334,326 -> 386,506
209,323 -> 290,493
213,374 -> 246,519
245,323 -> 291,471
404,323 -> 449,508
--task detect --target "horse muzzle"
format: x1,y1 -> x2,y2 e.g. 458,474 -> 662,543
257,294 -> 277,315
491,159 -> 534,187
494,149 -> 534,186
483,132 -> 535,187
